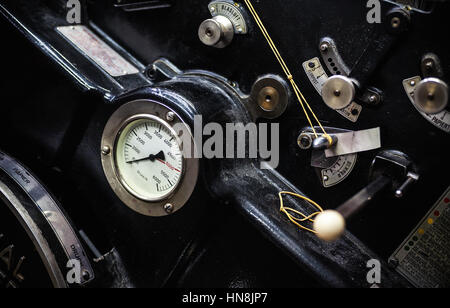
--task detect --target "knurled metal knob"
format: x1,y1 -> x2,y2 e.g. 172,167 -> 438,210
414,77 -> 448,114
198,15 -> 234,48
321,75 -> 356,110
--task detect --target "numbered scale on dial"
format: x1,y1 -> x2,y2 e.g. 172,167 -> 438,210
208,0 -> 249,34
116,118 -> 184,201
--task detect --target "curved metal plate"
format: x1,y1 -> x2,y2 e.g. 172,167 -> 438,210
403,76 -> 450,133
0,151 -> 94,286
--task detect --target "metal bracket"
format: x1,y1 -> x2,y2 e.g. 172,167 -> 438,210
298,127 -> 358,188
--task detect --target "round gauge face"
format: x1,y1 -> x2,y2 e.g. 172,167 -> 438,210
114,117 -> 184,201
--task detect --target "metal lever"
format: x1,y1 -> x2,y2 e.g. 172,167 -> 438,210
337,175 -> 391,219
395,172 -> 419,198
313,175 -> 391,242
312,134 -> 338,150
313,150 -> 419,242
321,6 -> 410,109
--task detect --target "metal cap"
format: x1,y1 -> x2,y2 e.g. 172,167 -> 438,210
312,134 -> 338,150
198,15 -> 234,48
414,77 -> 448,114
321,75 -> 356,110
257,86 -> 280,112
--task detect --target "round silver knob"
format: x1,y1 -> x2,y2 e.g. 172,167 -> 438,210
414,77 -> 448,114
321,75 -> 356,110
198,15 -> 234,49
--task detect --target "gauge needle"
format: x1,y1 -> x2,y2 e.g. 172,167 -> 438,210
127,151 -> 165,164
156,158 -> 181,173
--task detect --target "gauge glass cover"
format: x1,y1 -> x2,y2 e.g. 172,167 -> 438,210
115,117 -> 184,201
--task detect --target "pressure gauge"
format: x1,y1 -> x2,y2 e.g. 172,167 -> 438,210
115,117 -> 183,201
101,100 -> 199,217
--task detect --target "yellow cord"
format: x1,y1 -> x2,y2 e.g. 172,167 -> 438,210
278,192 -> 324,234
244,1 -> 329,233
243,0 -> 331,143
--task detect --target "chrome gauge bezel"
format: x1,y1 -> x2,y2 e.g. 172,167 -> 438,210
101,99 -> 199,217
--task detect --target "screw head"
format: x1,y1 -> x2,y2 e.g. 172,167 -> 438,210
82,270 -> 91,281
164,203 -> 174,214
320,42 -> 329,52
101,146 -> 111,155
166,112 -> 175,122
323,175 -> 329,182
147,67 -> 157,80
369,94 -> 378,103
410,80 -> 416,87
297,134 -> 313,150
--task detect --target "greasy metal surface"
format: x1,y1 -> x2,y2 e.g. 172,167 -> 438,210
208,162 -> 408,287
1,0 -> 449,287
0,0 -> 151,101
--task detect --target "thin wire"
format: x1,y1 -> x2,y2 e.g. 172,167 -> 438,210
278,192 -> 324,234
245,0 -> 328,234
244,0 -> 332,144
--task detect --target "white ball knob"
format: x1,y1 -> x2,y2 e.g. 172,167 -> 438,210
313,210 -> 346,242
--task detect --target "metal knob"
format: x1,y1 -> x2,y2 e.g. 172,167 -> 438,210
414,77 -> 448,114
198,15 -> 234,48
395,172 -> 419,198
321,75 -> 356,110
312,134 -> 338,150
